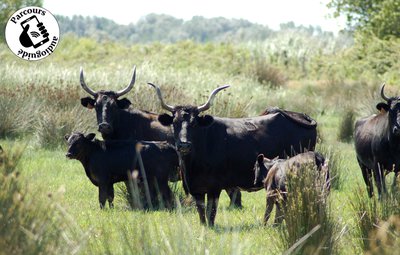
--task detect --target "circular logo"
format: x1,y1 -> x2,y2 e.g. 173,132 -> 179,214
5,6 -> 60,61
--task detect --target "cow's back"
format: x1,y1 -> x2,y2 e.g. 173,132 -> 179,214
137,141 -> 178,181
88,141 -> 137,183
191,113 -> 317,190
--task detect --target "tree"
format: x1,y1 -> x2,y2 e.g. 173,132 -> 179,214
0,0 -> 43,43
328,0 -> 400,39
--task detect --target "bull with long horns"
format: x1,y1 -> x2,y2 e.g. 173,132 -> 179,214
149,83 -> 317,226
355,84 -> 400,198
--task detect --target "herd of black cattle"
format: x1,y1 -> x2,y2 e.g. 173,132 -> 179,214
63,66 -> 400,226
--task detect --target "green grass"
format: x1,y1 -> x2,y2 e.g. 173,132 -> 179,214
2,35 -> 400,253
0,134 -> 365,254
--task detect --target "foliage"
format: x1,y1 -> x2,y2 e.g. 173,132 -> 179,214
56,14 -> 340,44
249,49 -> 287,87
279,163 -> 336,254
0,0 -> 43,43
367,215 -> 400,254
328,0 -> 400,39
350,185 -> 400,252
316,144 -> 345,191
338,108 -> 355,143
0,145 -> 81,254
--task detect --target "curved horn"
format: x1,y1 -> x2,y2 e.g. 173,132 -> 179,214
80,67 -> 97,96
197,85 -> 230,112
147,83 -> 175,112
381,83 -> 390,102
116,66 -> 136,97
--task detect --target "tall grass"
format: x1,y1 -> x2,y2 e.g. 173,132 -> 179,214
0,145 -> 81,254
317,144 -> 344,190
351,185 -> 400,252
338,108 -> 355,143
278,163 -> 336,254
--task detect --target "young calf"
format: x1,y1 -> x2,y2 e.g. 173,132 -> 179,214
253,151 -> 329,225
65,132 -> 178,209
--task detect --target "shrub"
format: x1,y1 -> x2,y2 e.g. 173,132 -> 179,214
250,51 -> 287,87
279,163 -> 336,254
35,106 -> 94,148
0,145 -> 81,254
316,144 -> 344,190
338,108 -> 355,143
367,215 -> 400,254
350,185 -> 400,252
0,92 -> 38,138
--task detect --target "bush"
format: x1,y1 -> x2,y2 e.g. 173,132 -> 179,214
279,163 -> 336,254
367,215 -> 400,254
0,92 -> 38,138
316,144 -> 344,191
338,108 -> 355,143
0,145 -> 81,254
350,185 -> 400,252
35,106 -> 94,148
250,51 -> 287,87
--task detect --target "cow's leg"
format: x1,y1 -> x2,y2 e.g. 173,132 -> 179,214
206,190 -> 221,227
158,179 -> 173,209
358,158 -> 373,197
193,193 -> 206,225
374,163 -> 386,199
180,172 -> 194,206
226,188 -> 242,209
98,185 -> 107,209
274,200 -> 284,224
108,184 -> 114,209
264,195 -> 274,225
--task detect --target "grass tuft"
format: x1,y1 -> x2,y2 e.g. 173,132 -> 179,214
279,163 -> 336,254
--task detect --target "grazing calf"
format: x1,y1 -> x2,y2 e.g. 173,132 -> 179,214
253,151 -> 328,224
64,132 -> 178,209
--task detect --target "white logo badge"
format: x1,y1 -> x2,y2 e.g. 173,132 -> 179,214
5,6 -> 60,61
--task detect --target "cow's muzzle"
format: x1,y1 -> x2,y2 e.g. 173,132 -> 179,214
176,142 -> 192,155
65,152 -> 74,159
98,123 -> 113,134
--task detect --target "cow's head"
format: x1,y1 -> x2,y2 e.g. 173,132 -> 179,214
253,154 -> 279,188
379,84 -> 400,136
149,83 -> 229,155
80,67 -> 136,136
64,132 -> 96,159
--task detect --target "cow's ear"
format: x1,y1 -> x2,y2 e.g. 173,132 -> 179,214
376,102 -> 389,113
197,115 -> 214,127
158,114 -> 174,126
64,134 -> 70,141
85,133 -> 96,140
117,98 -> 131,109
81,97 -> 95,109
257,154 -> 264,164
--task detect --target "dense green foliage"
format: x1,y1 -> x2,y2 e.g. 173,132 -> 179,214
328,0 -> 400,39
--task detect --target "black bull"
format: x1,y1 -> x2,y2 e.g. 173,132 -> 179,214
78,67 -> 242,207
149,83 -> 318,226
355,84 -> 400,198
